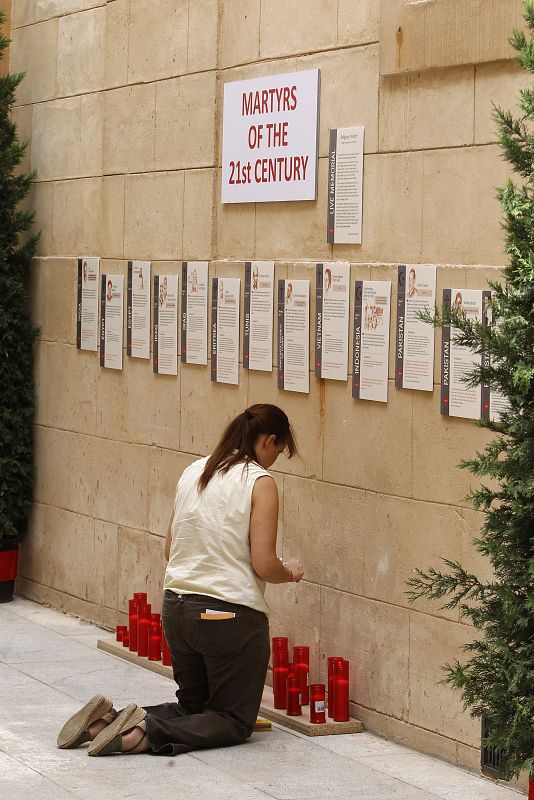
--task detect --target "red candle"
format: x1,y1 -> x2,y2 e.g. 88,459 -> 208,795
133,592 -> 147,604
137,602 -> 151,657
286,673 -> 302,716
161,629 -> 172,666
122,630 -> 130,648
528,778 -> 534,800
116,625 -> 127,642
128,599 -> 138,652
328,656 -> 343,718
293,645 -> 310,705
148,614 -> 162,661
310,683 -> 326,724
333,659 -> 350,722
272,637 -> 289,709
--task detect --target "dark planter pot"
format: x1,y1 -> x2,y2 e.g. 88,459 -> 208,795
529,777 -> 534,800
0,540 -> 19,603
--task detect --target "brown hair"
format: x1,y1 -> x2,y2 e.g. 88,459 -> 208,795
198,404 -> 297,491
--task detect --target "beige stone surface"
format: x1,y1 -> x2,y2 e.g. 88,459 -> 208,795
187,0 -> 218,72
422,145 -> 509,266
10,18 -> 58,104
475,61 -> 531,144
299,45 -> 379,156
36,1 -> 90,22
10,104 -> 33,175
124,172 -> 184,260
92,519 -> 120,608
101,175 -> 125,259
255,158 -> 330,261
57,7 -> 105,96
409,612 -> 480,746
12,0 -> 35,28
215,169 -> 256,259
80,93 -> 104,176
180,365 -> 249,456
41,342 -> 98,433
122,354 -> 181,449
320,587 -> 411,720
103,84 -> 156,175
379,0 -> 522,76
31,97 -> 83,181
155,72 -> 217,170
148,448 -> 197,537
323,378 -> 413,496
128,0 -> 188,84
90,437 -> 151,530
27,181 -> 55,256
117,527 -> 166,613
339,151 -> 424,264
379,67 -> 475,152
104,0 -> 129,89
182,169 -> 215,259
221,0 -> 260,68
337,0 -> 379,47
52,177 -> 102,255
31,257 -> 77,344
411,386 -> 495,508
33,425 -> 96,515
260,0 -> 337,59
266,580 -> 321,680
283,476 -> 365,592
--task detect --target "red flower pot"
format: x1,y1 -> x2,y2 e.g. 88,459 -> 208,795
0,541 -> 19,603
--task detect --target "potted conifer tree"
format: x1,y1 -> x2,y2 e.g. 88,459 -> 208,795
0,10 -> 39,602
408,1 -> 534,793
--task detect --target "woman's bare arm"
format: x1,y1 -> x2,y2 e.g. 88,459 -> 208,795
250,476 -> 303,583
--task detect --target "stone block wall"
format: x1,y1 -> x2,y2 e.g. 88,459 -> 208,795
7,0 -> 528,773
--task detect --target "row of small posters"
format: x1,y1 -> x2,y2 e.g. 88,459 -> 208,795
76,258 -> 507,421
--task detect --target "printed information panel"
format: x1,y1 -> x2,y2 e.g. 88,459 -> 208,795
211,277 -> 240,385
441,289 -> 509,420
327,127 -> 364,244
395,264 -> 436,392
77,256 -> 100,351
244,261 -> 274,372
278,279 -> 310,394
127,260 -> 151,359
100,274 -> 124,370
222,69 -> 320,204
153,274 -> 178,375
181,261 -> 208,365
353,280 -> 392,403
315,262 -> 350,381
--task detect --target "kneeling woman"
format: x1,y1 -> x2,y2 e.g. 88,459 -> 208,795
57,404 -> 304,756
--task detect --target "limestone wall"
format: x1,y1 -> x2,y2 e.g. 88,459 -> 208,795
8,0 -> 529,772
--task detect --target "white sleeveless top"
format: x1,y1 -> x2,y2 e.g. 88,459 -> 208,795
164,456 -> 272,614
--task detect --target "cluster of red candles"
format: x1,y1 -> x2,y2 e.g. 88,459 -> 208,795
272,637 -> 350,723
116,591 -> 171,667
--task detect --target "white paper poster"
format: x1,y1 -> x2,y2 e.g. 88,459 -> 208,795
222,69 -> 320,204
395,264 -> 437,392
77,256 -> 100,351
127,260 -> 151,359
278,279 -> 310,394
244,261 -> 274,372
441,289 -> 508,421
353,281 -> 392,403
327,127 -> 364,244
315,262 -> 350,381
153,274 -> 178,375
211,277 -> 240,385
181,261 -> 208,365
100,274 -> 124,370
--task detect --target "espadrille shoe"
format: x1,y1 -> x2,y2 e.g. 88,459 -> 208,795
88,703 -> 147,756
57,694 -> 115,749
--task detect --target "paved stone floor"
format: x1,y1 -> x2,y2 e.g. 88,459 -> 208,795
0,596 -> 523,800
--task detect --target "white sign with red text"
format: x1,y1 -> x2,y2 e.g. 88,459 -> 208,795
222,69 -> 320,203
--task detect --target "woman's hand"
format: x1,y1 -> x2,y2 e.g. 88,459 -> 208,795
284,558 -> 304,583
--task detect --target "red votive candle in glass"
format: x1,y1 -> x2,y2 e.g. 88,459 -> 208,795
328,656 -> 343,718
272,636 -> 289,709
128,598 -> 138,652
310,683 -> 326,724
137,602 -> 151,657
148,614 -> 162,661
286,673 -> 302,716
133,592 -> 147,605
116,625 -> 127,642
122,630 -> 130,648
333,658 -> 350,722
161,629 -> 172,666
293,645 -> 310,705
